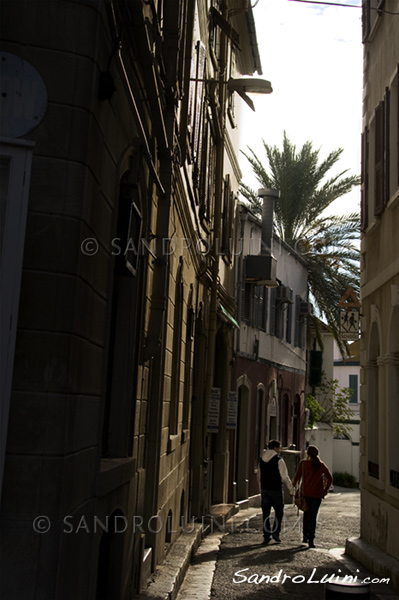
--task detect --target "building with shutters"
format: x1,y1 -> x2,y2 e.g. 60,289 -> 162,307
346,0 -> 399,590
0,1 -> 265,598
232,202 -> 308,502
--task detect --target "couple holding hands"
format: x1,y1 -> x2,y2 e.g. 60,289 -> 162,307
259,440 -> 332,548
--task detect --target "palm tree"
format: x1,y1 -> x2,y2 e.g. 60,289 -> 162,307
240,132 -> 360,354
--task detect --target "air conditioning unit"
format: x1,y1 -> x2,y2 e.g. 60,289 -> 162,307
276,286 -> 293,303
299,301 -> 310,315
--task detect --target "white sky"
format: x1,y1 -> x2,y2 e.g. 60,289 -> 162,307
238,0 -> 363,216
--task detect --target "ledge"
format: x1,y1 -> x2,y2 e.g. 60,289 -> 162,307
346,537 -> 399,594
96,457 -> 136,497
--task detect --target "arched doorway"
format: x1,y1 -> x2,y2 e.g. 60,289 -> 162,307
235,381 -> 250,501
388,307 -> 399,489
267,380 -> 278,443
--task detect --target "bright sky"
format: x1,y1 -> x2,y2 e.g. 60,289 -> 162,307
238,0 -> 363,217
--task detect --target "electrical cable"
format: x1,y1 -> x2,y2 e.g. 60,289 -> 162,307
287,0 -> 399,15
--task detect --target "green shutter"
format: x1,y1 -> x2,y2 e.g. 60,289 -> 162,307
349,374 -> 358,403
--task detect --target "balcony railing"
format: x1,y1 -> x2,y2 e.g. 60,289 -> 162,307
390,469 -> 399,489
368,461 -> 379,479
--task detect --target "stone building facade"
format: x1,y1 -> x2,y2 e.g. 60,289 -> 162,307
347,0 -> 399,591
0,1 -> 263,598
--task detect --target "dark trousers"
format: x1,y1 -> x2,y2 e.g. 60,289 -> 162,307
261,489 -> 284,540
303,496 -> 322,541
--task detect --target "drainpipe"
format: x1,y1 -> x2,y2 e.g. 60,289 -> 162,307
203,1 -> 228,491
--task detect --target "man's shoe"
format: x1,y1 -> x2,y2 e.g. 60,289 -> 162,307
272,535 -> 281,543
308,540 -> 315,548
302,537 -> 308,544
263,537 -> 271,545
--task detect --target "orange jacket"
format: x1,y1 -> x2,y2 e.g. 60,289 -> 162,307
292,459 -> 333,498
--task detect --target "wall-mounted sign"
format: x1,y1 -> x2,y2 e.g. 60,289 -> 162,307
1,52 -> 48,138
207,387 -> 221,432
339,309 -> 360,341
338,286 -> 361,308
338,286 -> 361,341
226,391 -> 237,429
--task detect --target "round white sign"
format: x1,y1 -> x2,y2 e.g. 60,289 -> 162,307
1,52 -> 48,138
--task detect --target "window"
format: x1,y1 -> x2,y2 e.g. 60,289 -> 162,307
361,127 -> 369,231
199,117 -> 215,221
269,288 -> 276,335
220,175 -> 234,260
169,259 -> 184,436
294,295 -> 305,349
188,40 -> 206,188
253,285 -> 268,331
374,100 -> 385,215
362,0 -> 384,42
286,302 -> 292,344
103,171 -> 145,458
182,291 -> 194,432
1,138 -> 34,492
227,47 -> 238,128
242,283 -> 268,330
275,299 -> 284,340
348,374 -> 358,403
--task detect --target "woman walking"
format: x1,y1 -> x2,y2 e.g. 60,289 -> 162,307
292,445 -> 332,548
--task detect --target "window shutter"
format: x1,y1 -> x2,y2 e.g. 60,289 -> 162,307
374,101 -> 385,216
362,0 -> 370,42
361,127 -> 369,231
262,287 -> 268,331
193,42 -> 206,161
349,374 -> 358,403
287,304 -> 292,343
384,87 -> 390,207
294,295 -> 300,347
252,285 -> 261,327
240,260 -> 246,322
258,286 -> 265,330
199,119 -> 210,213
269,288 -> 276,336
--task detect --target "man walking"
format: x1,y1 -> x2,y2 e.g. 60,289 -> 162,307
259,440 -> 295,544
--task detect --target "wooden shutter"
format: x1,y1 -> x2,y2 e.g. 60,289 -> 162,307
286,302 -> 292,344
361,127 -> 369,231
269,289 -> 276,336
294,295 -> 300,347
221,175 -> 230,253
193,42 -> 206,161
362,0 -> 370,42
384,87 -> 390,207
374,101 -> 385,216
349,374 -> 358,403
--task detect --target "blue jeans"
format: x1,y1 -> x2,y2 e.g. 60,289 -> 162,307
303,496 -> 322,541
261,489 -> 284,540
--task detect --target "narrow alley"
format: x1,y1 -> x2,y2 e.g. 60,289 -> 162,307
141,489 -> 397,600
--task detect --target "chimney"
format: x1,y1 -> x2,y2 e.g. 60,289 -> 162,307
259,188 -> 280,254
243,188 -> 279,287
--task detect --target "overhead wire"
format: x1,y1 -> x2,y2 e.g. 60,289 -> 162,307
287,0 -> 399,15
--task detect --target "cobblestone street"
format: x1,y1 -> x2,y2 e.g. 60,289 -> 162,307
175,490 -> 397,600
